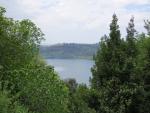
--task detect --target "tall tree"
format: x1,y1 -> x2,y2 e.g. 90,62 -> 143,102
126,16 -> 137,58
124,16 -> 138,83
125,17 -> 144,113
91,14 -> 145,113
136,28 -> 150,113
91,14 -> 123,88
91,14 -> 130,113
144,20 -> 150,36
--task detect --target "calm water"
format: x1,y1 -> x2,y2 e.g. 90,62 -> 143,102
46,59 -> 94,85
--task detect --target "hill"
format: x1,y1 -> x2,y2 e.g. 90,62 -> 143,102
40,43 -> 99,59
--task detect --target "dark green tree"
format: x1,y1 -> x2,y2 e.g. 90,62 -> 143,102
126,17 -> 137,57
124,17 -> 144,113
91,14 -> 140,113
64,78 -> 78,95
136,34 -> 150,113
64,79 -> 97,113
91,14 -> 121,113
144,20 -> 150,36
91,14 -> 123,88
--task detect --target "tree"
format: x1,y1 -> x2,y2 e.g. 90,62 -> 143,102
91,14 -> 121,113
136,35 -> 150,113
91,14 -> 123,88
64,78 -> 78,95
0,6 -> 69,113
124,17 -> 145,113
126,16 -> 137,57
0,7 -> 44,71
91,14 -> 141,113
66,83 -> 96,113
144,20 -> 150,36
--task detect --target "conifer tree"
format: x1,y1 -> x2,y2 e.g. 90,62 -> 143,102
142,40 -> 150,113
91,14 -> 123,88
91,14 -> 131,113
126,17 -> 137,57
144,20 -> 150,36
125,17 -> 143,113
124,17 -> 138,82
137,24 -> 150,113
91,14 -> 147,113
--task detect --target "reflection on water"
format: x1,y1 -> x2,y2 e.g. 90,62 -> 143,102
46,59 -> 94,85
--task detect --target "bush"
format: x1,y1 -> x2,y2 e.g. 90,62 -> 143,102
5,66 -> 69,113
0,90 -> 11,113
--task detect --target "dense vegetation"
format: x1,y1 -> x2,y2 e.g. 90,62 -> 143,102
90,15 -> 150,113
0,6 -> 150,113
40,43 -> 98,59
0,7 -> 68,113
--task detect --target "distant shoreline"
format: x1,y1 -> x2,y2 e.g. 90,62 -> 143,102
40,43 -> 98,60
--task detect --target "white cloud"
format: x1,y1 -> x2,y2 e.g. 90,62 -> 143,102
1,0 -> 150,44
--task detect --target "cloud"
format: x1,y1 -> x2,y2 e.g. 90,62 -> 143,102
0,0 -> 150,44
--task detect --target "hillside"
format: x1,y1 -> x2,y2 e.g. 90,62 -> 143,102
40,43 -> 99,59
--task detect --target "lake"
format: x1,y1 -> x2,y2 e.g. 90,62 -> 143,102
46,59 -> 94,85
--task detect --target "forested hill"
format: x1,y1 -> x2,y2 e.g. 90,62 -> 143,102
40,43 -> 99,59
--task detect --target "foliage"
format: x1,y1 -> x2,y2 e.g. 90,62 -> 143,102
0,13 -> 44,70
0,88 -> 11,113
0,6 -> 69,113
64,79 -> 96,113
0,81 -> 30,113
135,35 -> 150,113
20,67 -> 68,113
91,14 -> 148,113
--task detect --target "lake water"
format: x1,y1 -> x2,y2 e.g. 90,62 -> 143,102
46,59 -> 94,85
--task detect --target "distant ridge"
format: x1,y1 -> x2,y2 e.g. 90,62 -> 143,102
40,43 -> 99,59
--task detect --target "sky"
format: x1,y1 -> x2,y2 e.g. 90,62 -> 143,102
0,0 -> 150,45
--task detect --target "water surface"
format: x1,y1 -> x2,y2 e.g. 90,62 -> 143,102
46,59 -> 94,85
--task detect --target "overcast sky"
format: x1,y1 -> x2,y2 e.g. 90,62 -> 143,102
0,0 -> 150,45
